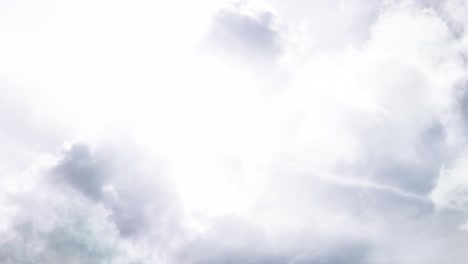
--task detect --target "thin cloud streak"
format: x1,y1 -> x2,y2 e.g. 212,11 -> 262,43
284,161 -> 468,213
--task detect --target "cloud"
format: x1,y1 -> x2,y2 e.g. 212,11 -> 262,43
2,0 -> 468,263
0,162 -> 125,264
0,141 -> 183,263
205,2 -> 281,60
173,215 -> 371,264
50,142 -> 182,240
52,144 -> 107,201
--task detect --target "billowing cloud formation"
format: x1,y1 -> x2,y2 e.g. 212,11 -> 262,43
51,143 -> 181,239
0,142 -> 183,263
2,0 -> 468,263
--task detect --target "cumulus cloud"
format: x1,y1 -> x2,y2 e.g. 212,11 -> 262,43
0,141 -> 184,263
2,0 -> 468,263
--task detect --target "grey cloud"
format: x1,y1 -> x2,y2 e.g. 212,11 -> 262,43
287,243 -> 370,264
0,224 -> 117,264
454,78 -> 468,131
175,167 -> 430,264
0,190 -> 123,264
174,216 -> 371,264
339,118 -> 451,197
261,166 -> 468,264
52,144 -> 106,201
50,142 -> 182,240
206,5 -> 281,60
270,166 -> 434,226
368,210 -> 468,264
0,141 -> 182,263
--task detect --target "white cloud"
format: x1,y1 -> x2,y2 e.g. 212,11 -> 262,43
2,0 -> 468,263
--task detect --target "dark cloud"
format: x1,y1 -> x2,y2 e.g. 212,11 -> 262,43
287,243 -> 370,264
52,144 -> 106,201
455,78 -> 468,131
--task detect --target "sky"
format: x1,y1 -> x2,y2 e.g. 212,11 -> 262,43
1,0 -> 468,263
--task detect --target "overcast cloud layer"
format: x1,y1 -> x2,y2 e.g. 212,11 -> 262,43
2,0 -> 468,263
